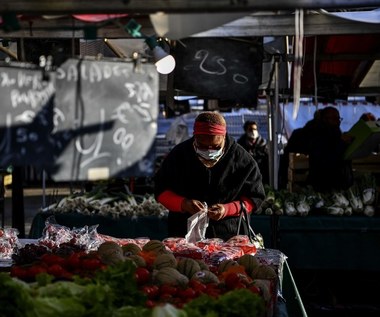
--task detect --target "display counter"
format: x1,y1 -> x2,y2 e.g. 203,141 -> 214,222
29,212 -> 170,241
277,215 -> 380,271
29,212 -> 273,245
30,213 -> 380,272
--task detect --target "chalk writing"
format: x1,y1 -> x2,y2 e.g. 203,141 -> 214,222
174,37 -> 263,106
52,58 -> 159,180
0,59 -> 159,180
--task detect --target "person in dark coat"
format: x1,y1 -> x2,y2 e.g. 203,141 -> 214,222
307,106 -> 354,192
237,120 -> 269,184
278,110 -> 321,189
154,112 -> 265,241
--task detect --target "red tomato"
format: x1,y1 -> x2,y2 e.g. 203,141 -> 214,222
10,266 -> 28,280
65,252 -> 82,269
135,267 -> 151,285
145,299 -> 156,308
159,284 -> 178,296
141,285 -> 160,299
177,287 -> 197,299
28,265 -> 47,277
189,279 -> 207,294
204,288 -> 221,298
248,284 -> 261,295
233,282 -> 247,289
47,264 -> 65,277
41,253 -> 66,266
225,272 -> 245,290
81,258 -> 102,270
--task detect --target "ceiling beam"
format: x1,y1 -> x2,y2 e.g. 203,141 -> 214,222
1,13 -> 380,39
0,16 -> 154,39
193,13 -> 380,37
0,0 -> 379,14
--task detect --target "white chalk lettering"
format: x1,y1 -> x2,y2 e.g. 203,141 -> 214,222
0,72 -> 16,87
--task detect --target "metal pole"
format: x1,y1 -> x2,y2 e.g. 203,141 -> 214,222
268,55 -> 281,248
273,55 -> 280,189
268,55 -> 280,190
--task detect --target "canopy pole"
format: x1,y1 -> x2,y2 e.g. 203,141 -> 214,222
268,55 -> 280,190
267,55 -> 281,249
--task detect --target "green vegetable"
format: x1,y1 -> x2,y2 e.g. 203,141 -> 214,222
184,288 -> 265,317
347,185 -> 364,213
0,273 -> 34,317
112,306 -> 151,317
296,195 -> 310,216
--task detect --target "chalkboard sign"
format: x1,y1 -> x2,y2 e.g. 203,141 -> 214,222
0,65 -> 56,169
173,38 -> 263,106
0,59 -> 159,181
52,58 -> 159,181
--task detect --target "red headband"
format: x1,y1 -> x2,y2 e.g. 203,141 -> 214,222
193,122 -> 227,135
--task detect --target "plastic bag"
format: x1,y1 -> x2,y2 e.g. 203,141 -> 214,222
185,210 -> 209,243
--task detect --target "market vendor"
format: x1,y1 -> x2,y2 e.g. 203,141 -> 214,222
308,106 -> 354,192
154,111 -> 265,241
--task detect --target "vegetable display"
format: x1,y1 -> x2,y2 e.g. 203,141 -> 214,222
41,182 -> 168,219
1,234 -> 282,317
259,174 -> 378,217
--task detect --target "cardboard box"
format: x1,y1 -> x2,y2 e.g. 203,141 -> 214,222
344,120 -> 380,159
288,167 -> 308,182
289,153 -> 309,169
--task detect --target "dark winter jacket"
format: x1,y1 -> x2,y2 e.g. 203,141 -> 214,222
154,134 -> 265,240
237,134 -> 269,184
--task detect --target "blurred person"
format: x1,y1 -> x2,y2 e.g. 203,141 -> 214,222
359,112 -> 376,122
154,111 -> 265,241
237,120 -> 269,184
307,106 -> 354,192
278,109 -> 321,189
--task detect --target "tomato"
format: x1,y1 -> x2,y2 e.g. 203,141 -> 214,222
224,272 -> 250,290
41,253 -> 66,266
189,279 -> 207,294
248,284 -> 261,295
159,293 -> 174,303
28,265 -> 47,278
65,252 -> 82,269
81,258 -> 102,270
47,264 -> 66,277
233,282 -> 247,289
10,266 -> 28,280
204,288 -> 221,298
145,299 -> 156,308
159,284 -> 178,296
177,287 -> 197,299
135,267 -> 151,285
141,285 -> 160,299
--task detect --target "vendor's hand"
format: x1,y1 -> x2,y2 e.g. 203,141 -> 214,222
208,204 -> 226,221
181,199 -> 207,215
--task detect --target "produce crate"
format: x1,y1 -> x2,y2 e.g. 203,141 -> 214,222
289,153 -> 309,169
287,153 -> 309,192
352,154 -> 380,173
287,168 -> 308,182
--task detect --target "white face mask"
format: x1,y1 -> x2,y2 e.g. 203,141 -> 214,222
247,130 -> 259,139
195,147 -> 224,161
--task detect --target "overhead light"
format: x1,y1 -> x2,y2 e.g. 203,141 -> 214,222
145,36 -> 175,75
125,19 -> 176,75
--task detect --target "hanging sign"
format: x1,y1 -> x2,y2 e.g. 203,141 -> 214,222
0,64 -> 55,169
51,58 -> 159,181
173,38 -> 263,107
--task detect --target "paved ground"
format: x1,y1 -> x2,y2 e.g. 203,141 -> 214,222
2,185 -> 78,237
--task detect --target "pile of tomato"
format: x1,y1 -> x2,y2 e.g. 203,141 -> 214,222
134,266 -> 261,308
10,251 -> 105,281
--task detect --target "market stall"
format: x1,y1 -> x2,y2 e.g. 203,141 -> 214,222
0,225 -> 301,317
29,211 -> 380,272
